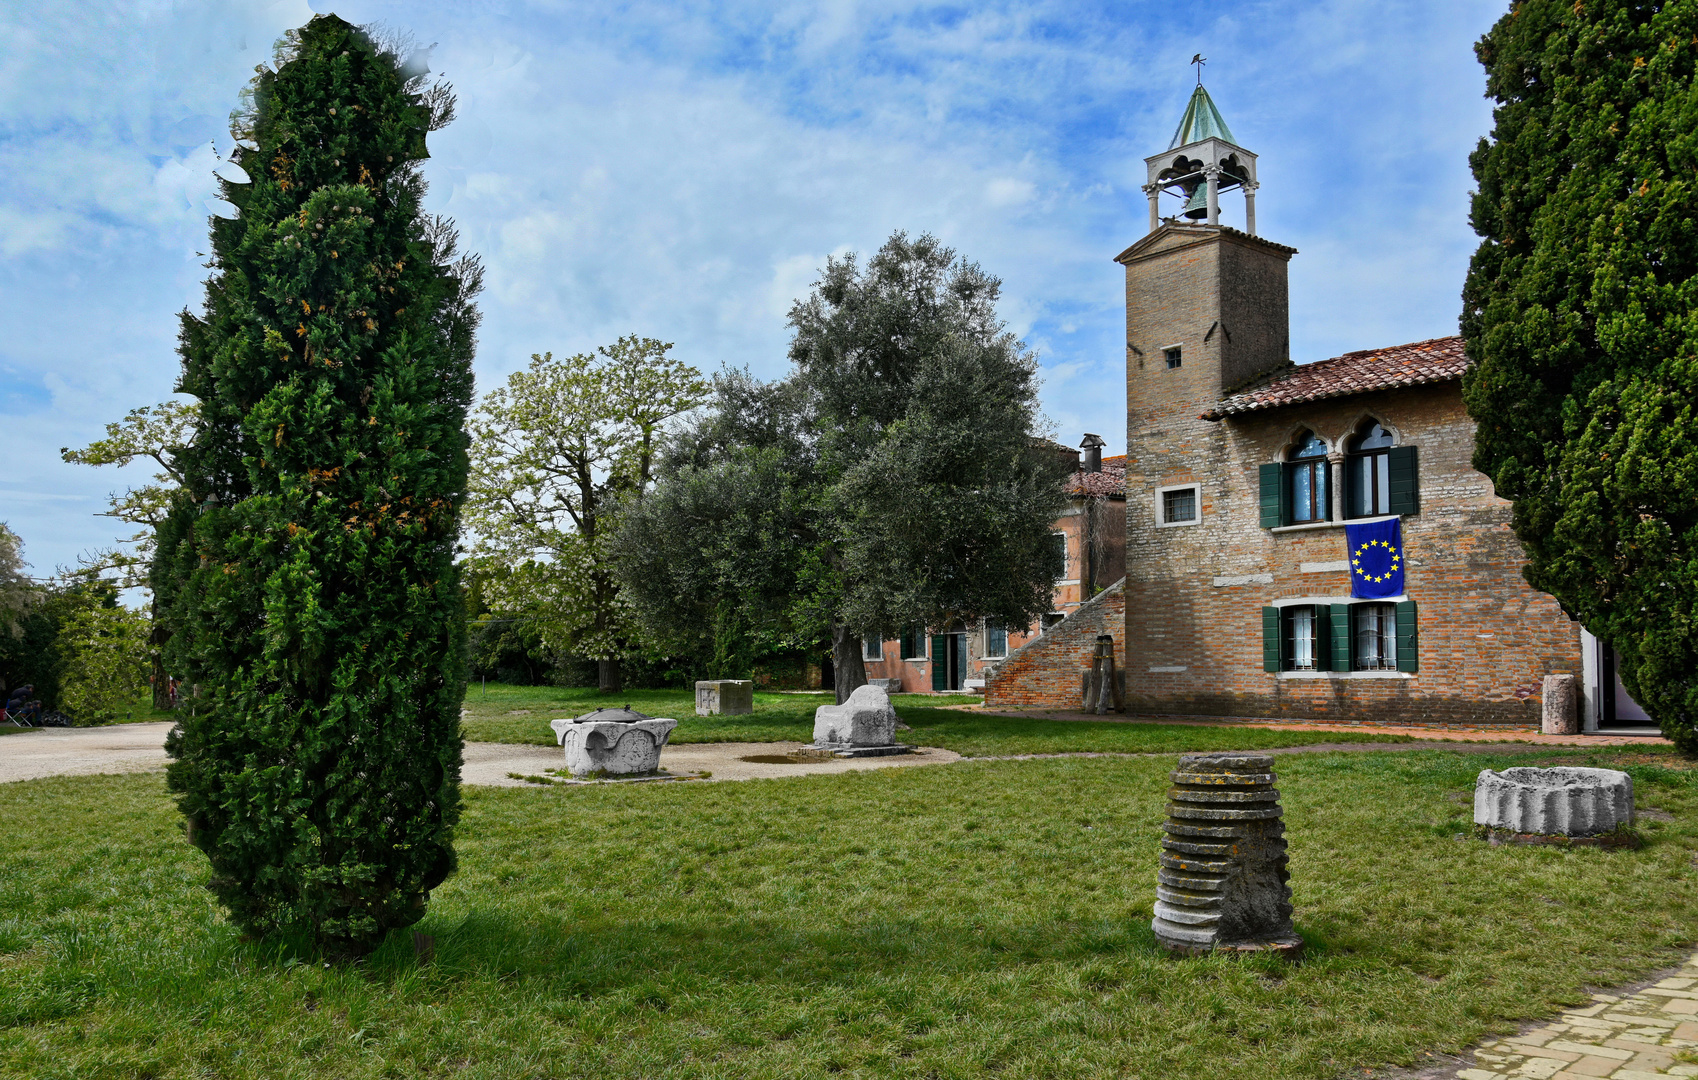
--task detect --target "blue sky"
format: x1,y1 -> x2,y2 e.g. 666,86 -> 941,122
1,0 -> 1504,578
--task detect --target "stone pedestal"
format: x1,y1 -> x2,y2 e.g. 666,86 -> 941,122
810,684 -> 909,756
1541,674 -> 1578,735
695,680 -> 754,716
1475,766 -> 1633,837
1082,634 -> 1124,714
1153,753 -> 1301,956
867,677 -> 902,694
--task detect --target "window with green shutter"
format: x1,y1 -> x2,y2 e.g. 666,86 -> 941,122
1261,607 -> 1281,671
1394,600 -> 1419,672
1259,463 -> 1285,529
1329,603 -> 1352,671
1387,445 -> 1419,515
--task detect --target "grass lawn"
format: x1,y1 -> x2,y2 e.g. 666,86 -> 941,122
3,748 -> 1697,1078
458,682 -> 1416,756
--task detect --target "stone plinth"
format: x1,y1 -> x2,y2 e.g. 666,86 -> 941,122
1540,674 -> 1578,735
810,684 -> 908,756
1474,766 -> 1633,836
551,706 -> 678,778
867,677 -> 902,694
1153,753 -> 1300,956
695,680 -> 754,716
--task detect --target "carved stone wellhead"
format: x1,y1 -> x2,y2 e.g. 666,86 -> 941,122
1153,753 -> 1302,956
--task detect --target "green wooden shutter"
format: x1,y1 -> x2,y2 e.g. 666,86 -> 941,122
1387,446 -> 1420,515
1395,600 -> 1419,673
930,635 -> 946,690
1258,463 -> 1285,529
1262,607 -> 1281,672
1329,604 -> 1352,671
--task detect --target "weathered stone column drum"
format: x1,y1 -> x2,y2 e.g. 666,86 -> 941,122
1153,753 -> 1302,956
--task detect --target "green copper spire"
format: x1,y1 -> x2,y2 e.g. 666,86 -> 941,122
1167,84 -> 1236,150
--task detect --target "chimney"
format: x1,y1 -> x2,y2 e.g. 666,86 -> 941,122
1080,433 -> 1106,473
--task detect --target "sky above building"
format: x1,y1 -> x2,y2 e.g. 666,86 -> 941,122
1,0 -> 1504,578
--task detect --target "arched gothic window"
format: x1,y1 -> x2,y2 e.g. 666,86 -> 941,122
1346,421 -> 1395,518
1288,430 -> 1328,523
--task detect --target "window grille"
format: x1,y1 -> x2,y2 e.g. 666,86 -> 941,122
1354,604 -> 1398,670
1164,346 -> 1182,369
1162,487 -> 1198,524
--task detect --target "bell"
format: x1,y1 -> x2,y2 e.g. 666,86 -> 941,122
1181,183 -> 1209,219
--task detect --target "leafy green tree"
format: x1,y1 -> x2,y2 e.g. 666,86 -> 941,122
466,336 -> 708,693
616,232 -> 1068,703
154,14 -> 481,956
62,401 -> 198,706
0,523 -> 39,639
56,591 -> 151,723
1461,1 -> 1698,750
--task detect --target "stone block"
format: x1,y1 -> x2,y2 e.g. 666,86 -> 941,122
1542,673 -> 1578,734
695,680 -> 754,716
812,684 -> 898,748
1474,766 -> 1633,836
1152,753 -> 1300,956
867,677 -> 902,694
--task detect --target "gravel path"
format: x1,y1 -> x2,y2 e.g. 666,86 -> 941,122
0,720 -> 1656,788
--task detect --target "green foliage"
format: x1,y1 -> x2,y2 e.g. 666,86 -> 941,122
466,337 -> 709,692
1461,1 -> 1698,751
56,600 -> 151,724
154,14 -> 480,956
615,232 -> 1069,699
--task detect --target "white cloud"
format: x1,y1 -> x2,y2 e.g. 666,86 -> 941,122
0,0 -> 1505,573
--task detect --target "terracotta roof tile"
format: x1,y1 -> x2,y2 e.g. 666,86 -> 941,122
1067,463 -> 1126,498
1201,336 -> 1467,420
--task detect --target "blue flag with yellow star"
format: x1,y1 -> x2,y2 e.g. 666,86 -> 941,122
1345,517 -> 1404,599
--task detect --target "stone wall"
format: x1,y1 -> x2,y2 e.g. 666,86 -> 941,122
984,579 -> 1126,709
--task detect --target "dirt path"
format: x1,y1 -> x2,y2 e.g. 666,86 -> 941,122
0,722 -> 176,784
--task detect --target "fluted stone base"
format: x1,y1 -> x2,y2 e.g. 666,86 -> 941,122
1152,753 -> 1299,956
1474,766 -> 1633,837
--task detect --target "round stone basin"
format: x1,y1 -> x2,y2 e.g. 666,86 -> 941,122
549,705 -> 678,779
1474,766 -> 1633,837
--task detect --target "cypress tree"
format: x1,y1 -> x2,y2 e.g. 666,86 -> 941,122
157,13 -> 481,955
1462,1 -> 1698,751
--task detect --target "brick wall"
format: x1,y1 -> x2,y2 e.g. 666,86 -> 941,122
1118,225 -> 1579,729
984,579 -> 1126,708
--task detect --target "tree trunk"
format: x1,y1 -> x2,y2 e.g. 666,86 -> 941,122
598,657 -> 623,694
830,624 -> 867,705
149,608 -> 171,711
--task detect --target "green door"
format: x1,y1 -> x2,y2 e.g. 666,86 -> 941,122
931,635 -> 946,691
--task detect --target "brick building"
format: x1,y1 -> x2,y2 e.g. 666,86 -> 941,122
985,82 -> 1652,731
857,436 -> 1126,693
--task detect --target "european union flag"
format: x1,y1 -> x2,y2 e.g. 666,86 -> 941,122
1345,517 -> 1404,599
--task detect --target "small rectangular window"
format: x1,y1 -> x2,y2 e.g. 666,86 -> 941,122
1285,606 -> 1318,670
984,619 -> 1008,659
862,636 -> 883,662
898,625 -> 927,660
1164,346 -> 1182,369
1050,532 -> 1068,579
1354,604 -> 1398,670
1160,486 -> 1198,525
1041,612 -> 1066,633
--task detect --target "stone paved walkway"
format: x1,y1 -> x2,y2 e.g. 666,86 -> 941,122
1430,951 -> 1698,1079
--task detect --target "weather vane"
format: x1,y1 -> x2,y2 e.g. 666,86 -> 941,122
1191,53 -> 1207,85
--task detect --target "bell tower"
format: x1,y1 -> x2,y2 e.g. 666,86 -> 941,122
1141,81 -> 1260,235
